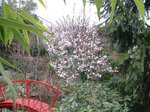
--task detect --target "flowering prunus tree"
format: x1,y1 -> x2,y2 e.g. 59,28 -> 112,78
47,17 -> 113,82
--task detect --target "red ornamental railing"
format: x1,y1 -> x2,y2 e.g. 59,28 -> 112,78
0,80 -> 62,109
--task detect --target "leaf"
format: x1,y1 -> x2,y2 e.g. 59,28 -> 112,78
110,0 -> 117,23
94,0 -> 102,20
0,57 -> 18,70
82,0 -> 86,8
3,3 -> 12,45
3,26 -> 8,45
0,63 -> 17,100
18,16 -> 29,44
11,28 -> 29,53
0,28 -> 2,40
22,30 -> 29,44
0,18 -> 43,33
0,26 -> 4,42
3,2 -> 11,19
11,10 -> 17,20
38,0 -> 46,8
133,0 -> 145,20
18,9 -> 51,34
6,28 -> 13,45
0,18 -> 51,44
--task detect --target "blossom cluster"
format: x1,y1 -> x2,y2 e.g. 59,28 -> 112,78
47,18 -> 112,82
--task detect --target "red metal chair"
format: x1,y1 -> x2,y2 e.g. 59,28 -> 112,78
0,79 -> 62,112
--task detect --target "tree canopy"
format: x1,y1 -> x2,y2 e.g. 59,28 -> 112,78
89,0 -> 150,111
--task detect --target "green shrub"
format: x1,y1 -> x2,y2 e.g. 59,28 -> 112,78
58,82 -> 130,112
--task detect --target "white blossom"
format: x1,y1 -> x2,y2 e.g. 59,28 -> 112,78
46,17 -> 114,82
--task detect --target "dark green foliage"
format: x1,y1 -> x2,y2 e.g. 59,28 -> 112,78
97,0 -> 150,111
58,81 -> 130,112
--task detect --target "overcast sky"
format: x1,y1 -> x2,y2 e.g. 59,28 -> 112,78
36,0 -> 99,25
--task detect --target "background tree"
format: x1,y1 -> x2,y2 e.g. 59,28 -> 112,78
0,0 -> 50,99
48,16 -> 112,83
21,0 -> 37,14
90,0 -> 150,111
